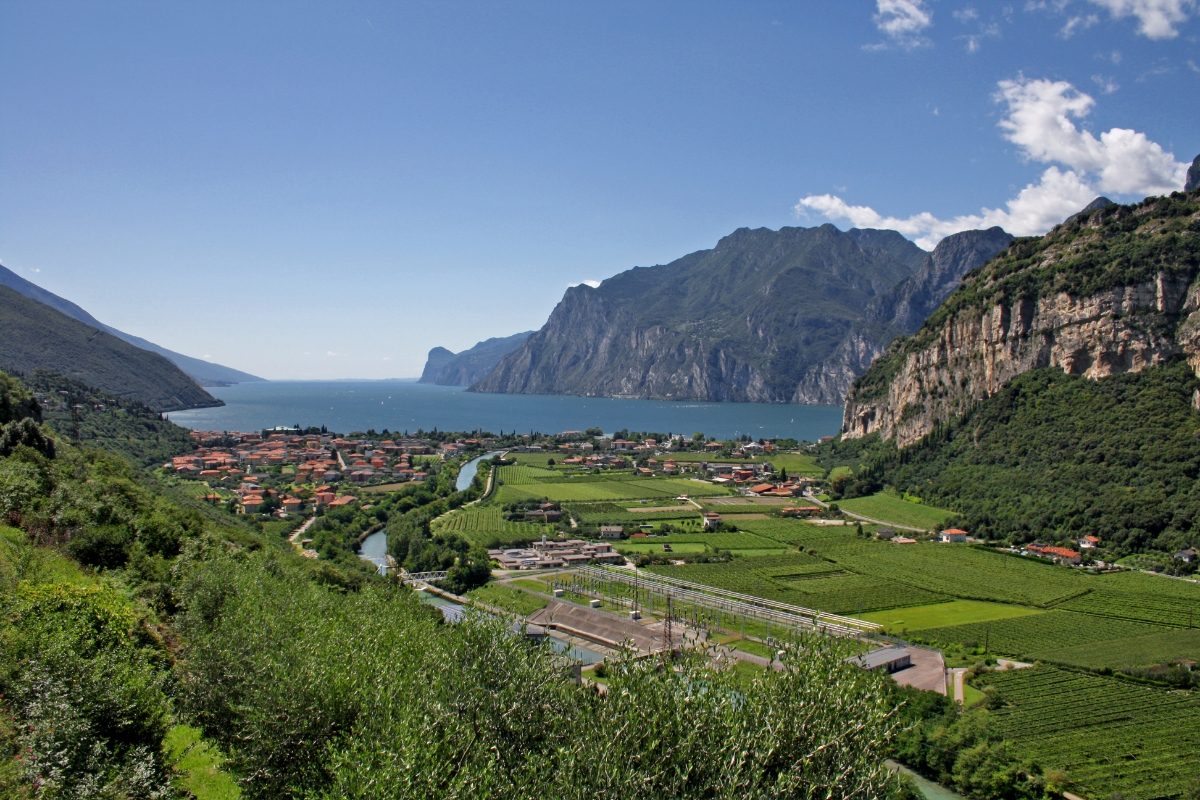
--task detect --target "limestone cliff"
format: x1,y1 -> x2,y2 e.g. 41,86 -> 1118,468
418,332 -> 533,386
471,225 -> 1010,404
844,190 -> 1200,446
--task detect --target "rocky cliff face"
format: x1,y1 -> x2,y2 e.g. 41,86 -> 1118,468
419,332 -> 533,386
1187,155 -> 1200,193
844,190 -> 1200,446
471,225 -> 1010,404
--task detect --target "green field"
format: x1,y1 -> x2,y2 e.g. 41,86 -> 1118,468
648,555 -> 945,615
496,475 -> 729,504
614,541 -> 708,554
915,609 -> 1188,667
860,600 -> 1043,633
430,506 -> 553,547
977,666 -> 1200,800
834,492 -> 955,530
466,583 -> 549,616
1057,571 -> 1200,627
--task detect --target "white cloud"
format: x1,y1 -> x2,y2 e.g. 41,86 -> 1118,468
1060,13 -> 1100,35
569,278 -> 602,289
873,0 -> 933,47
1086,0 -> 1196,39
794,77 -> 1189,248
995,77 -> 1184,194
1091,73 -> 1121,92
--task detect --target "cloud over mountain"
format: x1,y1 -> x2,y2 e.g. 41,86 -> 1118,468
796,76 -> 1189,248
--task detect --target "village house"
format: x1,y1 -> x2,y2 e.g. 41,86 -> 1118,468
938,528 -> 968,543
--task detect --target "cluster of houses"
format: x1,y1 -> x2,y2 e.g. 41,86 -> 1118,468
170,430 -> 461,516
488,539 -> 626,570
173,430 -> 439,485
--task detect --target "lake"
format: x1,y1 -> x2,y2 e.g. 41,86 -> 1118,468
168,380 -> 844,441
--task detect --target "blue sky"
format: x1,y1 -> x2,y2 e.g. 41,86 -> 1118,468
1,1 -> 1196,379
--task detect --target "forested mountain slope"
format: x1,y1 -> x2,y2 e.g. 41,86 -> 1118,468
0,285 -> 220,411
0,262 -> 261,386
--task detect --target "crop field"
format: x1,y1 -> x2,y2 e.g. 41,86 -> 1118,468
613,541 -> 708,554
497,477 -> 728,504
825,545 -> 1089,607
859,600 -> 1044,633
619,530 -> 792,552
914,609 -> 1183,667
430,506 -> 552,547
466,583 -> 549,616
977,666 -> 1200,799
833,492 -> 955,530
1057,571 -> 1200,627
566,502 -> 697,524
735,519 -> 860,547
648,555 -> 946,615
1046,627 -> 1200,670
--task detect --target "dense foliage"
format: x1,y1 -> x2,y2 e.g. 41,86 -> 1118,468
28,371 -> 194,466
174,550 -> 909,800
855,362 -> 1200,554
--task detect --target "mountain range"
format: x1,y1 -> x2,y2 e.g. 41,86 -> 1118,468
419,331 -> 534,386
843,188 -> 1200,446
0,264 -> 261,387
0,285 -> 220,412
468,225 -> 1012,404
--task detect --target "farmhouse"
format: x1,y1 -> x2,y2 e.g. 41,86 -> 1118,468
938,528 -> 968,543
848,646 -> 912,674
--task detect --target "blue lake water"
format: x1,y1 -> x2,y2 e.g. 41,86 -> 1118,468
168,380 -> 843,441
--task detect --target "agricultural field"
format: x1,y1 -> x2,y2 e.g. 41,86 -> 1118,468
648,555 -> 946,615
613,541 -> 708,555
914,609 -> 1186,668
1057,571 -> 1200,627
859,600 -> 1043,633
430,506 -> 553,547
833,492 -> 955,530
567,501 -> 697,524
736,519 -> 861,547
977,666 -> 1200,799
465,582 -> 549,616
1045,627 -> 1200,670
825,544 -> 1089,607
615,530 -> 792,555
496,476 -> 728,504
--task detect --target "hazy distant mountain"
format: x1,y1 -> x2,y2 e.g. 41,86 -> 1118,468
0,263 -> 262,386
0,285 -> 220,412
471,225 -> 1011,404
419,332 -> 534,386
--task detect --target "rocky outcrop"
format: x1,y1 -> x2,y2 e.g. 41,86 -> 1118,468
471,225 -> 1010,404
1187,155 -> 1200,193
419,332 -> 533,386
844,192 -> 1200,446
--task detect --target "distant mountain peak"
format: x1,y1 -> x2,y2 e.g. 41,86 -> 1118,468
0,263 -> 262,386
419,332 -> 534,386
1186,154 -> 1200,193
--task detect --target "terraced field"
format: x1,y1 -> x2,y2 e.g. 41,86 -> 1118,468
978,666 -> 1200,799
